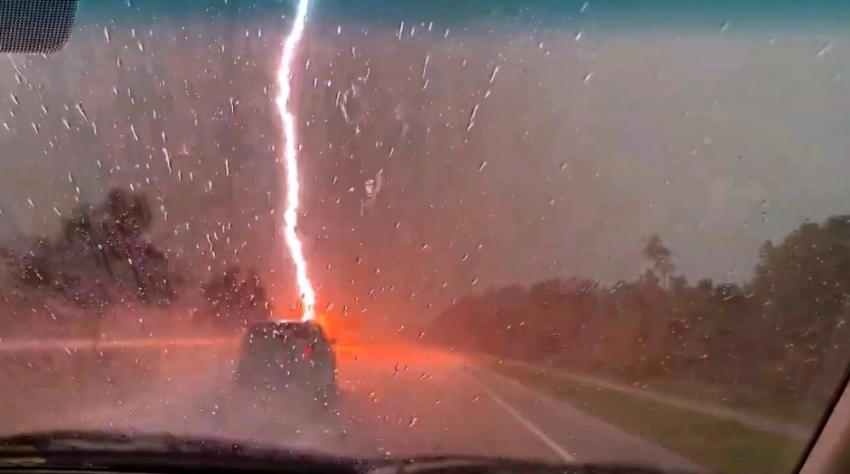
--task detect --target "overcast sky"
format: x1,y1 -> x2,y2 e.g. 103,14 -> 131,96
1,3 -> 849,323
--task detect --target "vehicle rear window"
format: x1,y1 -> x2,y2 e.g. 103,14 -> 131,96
247,323 -> 315,340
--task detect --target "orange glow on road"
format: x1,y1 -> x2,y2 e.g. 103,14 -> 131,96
275,0 -> 315,321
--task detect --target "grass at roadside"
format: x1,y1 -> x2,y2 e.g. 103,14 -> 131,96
488,362 -> 808,474
631,377 -> 822,429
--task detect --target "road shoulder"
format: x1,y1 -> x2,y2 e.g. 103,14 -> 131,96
480,361 -> 811,474
467,364 -> 704,473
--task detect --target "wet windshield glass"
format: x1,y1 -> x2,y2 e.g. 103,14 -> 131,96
2,1 -> 849,473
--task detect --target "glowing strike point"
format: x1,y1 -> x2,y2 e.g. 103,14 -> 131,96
276,0 -> 315,321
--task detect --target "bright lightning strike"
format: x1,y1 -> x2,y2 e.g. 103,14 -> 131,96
276,0 -> 315,321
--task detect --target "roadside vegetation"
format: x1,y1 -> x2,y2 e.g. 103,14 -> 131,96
0,186 -> 270,339
428,215 -> 850,471
0,188 -> 176,338
489,362 -> 805,474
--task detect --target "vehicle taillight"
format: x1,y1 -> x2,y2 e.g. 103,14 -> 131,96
303,343 -> 314,360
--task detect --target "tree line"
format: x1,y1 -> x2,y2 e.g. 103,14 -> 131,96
0,186 -> 276,333
428,215 -> 850,403
3,188 -> 177,311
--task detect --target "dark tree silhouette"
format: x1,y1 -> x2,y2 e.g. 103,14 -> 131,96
199,266 -> 270,330
96,188 -> 154,298
427,215 -> 850,404
8,187 -> 174,309
11,237 -> 54,288
61,203 -> 114,279
643,233 -> 676,290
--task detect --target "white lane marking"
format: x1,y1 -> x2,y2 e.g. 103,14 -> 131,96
467,372 -> 575,462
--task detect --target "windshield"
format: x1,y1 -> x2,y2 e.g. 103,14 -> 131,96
2,1 -> 849,473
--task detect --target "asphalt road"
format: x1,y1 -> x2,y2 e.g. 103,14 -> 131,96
13,345 -> 700,472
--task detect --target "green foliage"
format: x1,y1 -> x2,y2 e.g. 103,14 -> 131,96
199,266 -> 271,330
490,362 -> 805,474
5,187 -> 175,308
430,218 -> 850,405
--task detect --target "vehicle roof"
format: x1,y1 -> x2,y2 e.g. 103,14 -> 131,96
245,320 -> 325,339
248,319 -> 318,329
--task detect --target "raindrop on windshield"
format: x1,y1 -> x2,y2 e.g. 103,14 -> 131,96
75,103 -> 89,122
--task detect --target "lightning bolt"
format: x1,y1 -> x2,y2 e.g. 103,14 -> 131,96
276,0 -> 315,321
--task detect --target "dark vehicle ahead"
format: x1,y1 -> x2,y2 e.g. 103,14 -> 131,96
234,320 -> 338,407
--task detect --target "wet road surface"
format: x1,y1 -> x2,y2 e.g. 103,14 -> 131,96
13,345 -> 700,472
